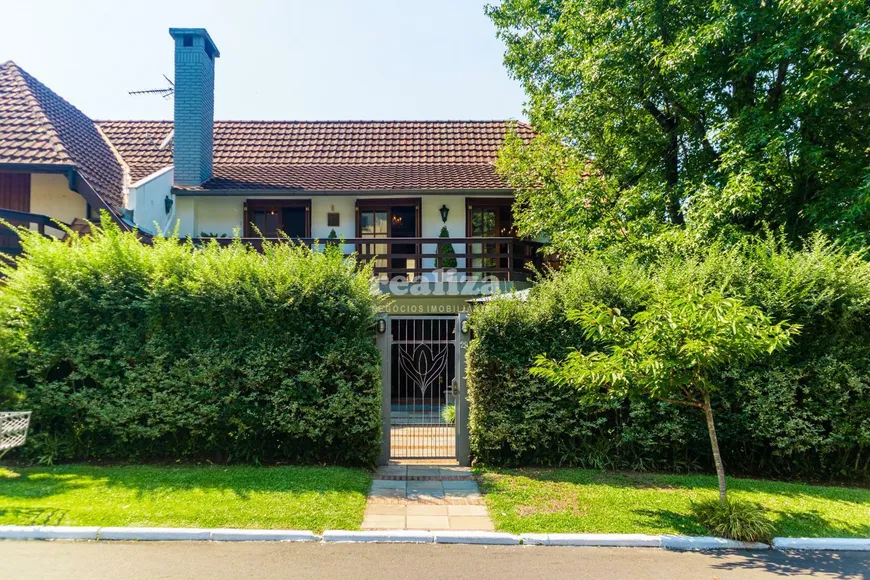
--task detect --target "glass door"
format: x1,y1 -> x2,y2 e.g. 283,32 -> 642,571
360,209 -> 389,281
467,199 -> 514,276
357,200 -> 420,281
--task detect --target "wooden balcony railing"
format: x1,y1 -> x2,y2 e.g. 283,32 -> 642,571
0,209 -> 71,255
193,236 -> 544,282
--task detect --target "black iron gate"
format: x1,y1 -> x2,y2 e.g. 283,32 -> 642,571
376,313 -> 469,463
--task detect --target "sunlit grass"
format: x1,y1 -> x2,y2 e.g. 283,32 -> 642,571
477,468 -> 870,538
0,465 -> 370,533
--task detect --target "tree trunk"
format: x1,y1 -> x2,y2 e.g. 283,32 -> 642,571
702,392 -> 727,504
664,128 -> 684,226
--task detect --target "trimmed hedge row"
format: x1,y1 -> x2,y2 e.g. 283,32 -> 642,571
467,235 -> 870,480
0,220 -> 383,465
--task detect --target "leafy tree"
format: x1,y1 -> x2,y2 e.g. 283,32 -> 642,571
487,0 -> 870,254
532,291 -> 798,503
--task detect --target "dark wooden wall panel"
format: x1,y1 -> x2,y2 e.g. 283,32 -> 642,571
0,172 -> 32,250
0,172 -> 31,212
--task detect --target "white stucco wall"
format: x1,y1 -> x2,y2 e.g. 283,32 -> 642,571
128,167 -> 174,235
174,196 -> 196,237
180,194 -> 508,238
310,197 -> 357,239
29,173 -> 88,237
195,197 -> 244,237
419,195 -> 469,271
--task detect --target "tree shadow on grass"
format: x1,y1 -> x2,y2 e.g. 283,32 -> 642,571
0,506 -> 68,525
772,508 -> 870,538
708,550 -> 868,579
485,468 -> 870,506
0,471 -> 92,500
631,508 -> 708,535
0,465 -> 371,502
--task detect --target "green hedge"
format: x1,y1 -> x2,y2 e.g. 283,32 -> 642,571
467,235 -> 870,480
0,219 -> 383,466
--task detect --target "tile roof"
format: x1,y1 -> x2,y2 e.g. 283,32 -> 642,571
199,163 -> 505,191
0,61 -> 125,207
97,120 -> 533,191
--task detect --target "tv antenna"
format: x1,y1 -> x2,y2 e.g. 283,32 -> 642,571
128,75 -> 174,99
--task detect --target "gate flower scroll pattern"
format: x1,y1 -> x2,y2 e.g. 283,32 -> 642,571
398,343 -> 450,397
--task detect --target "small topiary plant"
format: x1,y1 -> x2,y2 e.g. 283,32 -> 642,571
691,499 -> 775,543
437,225 -> 457,269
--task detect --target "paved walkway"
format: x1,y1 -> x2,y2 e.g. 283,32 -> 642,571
362,464 -> 494,531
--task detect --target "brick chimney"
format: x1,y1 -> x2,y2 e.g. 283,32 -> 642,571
169,28 -> 220,186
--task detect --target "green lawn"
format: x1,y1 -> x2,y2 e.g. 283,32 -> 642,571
477,468 -> 870,538
0,465 -> 370,533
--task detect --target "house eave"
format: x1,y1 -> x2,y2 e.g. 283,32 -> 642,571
0,162 -> 75,175
0,162 -> 129,231
171,187 -> 515,197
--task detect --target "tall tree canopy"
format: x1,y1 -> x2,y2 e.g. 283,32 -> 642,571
487,0 -> 870,254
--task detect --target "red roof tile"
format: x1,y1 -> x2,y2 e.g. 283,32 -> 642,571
173,163 -> 506,192
98,120 -> 533,191
0,61 -> 532,196
0,61 -> 125,207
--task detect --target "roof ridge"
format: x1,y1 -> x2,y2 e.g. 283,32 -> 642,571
94,123 -> 131,199
97,119 -> 531,125
4,62 -> 73,163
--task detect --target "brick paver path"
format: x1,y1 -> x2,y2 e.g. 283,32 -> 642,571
362,464 -> 494,531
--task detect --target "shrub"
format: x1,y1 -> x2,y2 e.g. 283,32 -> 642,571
441,403 -> 456,424
0,216 -> 384,466
691,499 -> 775,543
436,226 -> 457,269
467,233 -> 870,480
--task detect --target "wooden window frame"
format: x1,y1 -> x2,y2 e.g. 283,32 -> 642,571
354,198 -> 422,237
355,198 -> 422,280
243,199 -> 311,238
465,197 -> 515,237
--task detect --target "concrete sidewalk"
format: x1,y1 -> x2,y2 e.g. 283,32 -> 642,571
362,464 -> 494,531
2,541 -> 866,580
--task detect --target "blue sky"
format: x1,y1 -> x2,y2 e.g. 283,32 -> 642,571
0,0 -> 527,122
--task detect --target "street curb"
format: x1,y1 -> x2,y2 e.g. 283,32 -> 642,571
434,531 -> 520,545
773,538 -> 870,551
323,530 -> 434,543
209,529 -> 318,542
661,535 -> 770,551
98,527 -> 212,541
521,533 -> 662,547
0,526 -> 101,540
0,526 -> 866,550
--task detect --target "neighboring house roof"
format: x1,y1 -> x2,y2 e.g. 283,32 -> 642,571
0,60 -> 533,197
0,61 -> 126,208
97,120 -> 534,192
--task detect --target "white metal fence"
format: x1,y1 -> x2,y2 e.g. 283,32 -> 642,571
0,411 -> 31,459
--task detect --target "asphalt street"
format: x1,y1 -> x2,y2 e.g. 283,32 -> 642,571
1,541 -> 868,579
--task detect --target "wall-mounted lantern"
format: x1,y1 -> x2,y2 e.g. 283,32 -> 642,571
377,318 -> 387,334
164,195 -> 174,215
439,204 -> 449,223
460,319 -> 469,334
